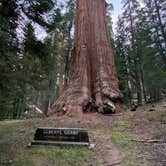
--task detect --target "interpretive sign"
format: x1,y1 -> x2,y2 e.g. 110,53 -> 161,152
30,127 -> 89,146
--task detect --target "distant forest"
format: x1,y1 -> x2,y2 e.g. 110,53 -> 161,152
0,0 -> 165,119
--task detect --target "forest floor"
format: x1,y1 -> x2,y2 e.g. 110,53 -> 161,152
0,100 -> 166,166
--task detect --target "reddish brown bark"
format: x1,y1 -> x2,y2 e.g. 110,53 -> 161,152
48,0 -> 122,117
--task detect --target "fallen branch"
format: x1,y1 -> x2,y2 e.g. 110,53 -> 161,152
160,121 -> 166,125
129,139 -> 166,143
136,155 -> 145,159
106,113 -> 123,117
112,113 -> 123,116
109,161 -> 122,166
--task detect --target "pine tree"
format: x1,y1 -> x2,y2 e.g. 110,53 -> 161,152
115,0 -> 166,104
144,0 -> 166,68
121,0 -> 143,104
0,0 -> 58,119
0,0 -> 19,119
115,17 -> 132,104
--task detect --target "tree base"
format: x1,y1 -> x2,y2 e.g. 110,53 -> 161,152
48,95 -> 122,117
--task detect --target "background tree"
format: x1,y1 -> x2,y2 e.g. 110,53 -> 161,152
0,0 -> 63,119
115,17 -> 132,104
114,0 -> 166,105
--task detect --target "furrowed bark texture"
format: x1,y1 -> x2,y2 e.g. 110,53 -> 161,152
48,0 -> 122,116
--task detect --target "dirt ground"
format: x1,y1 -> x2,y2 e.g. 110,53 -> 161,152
43,100 -> 166,166
0,100 -> 165,166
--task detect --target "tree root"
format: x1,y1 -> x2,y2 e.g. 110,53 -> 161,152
49,99 -> 121,117
48,86 -> 122,116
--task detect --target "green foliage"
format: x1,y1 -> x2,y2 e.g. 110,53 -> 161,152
114,0 -> 166,104
0,0 -> 76,119
0,0 -> 20,119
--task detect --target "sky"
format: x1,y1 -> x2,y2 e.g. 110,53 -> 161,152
36,0 -> 122,40
106,0 -> 122,30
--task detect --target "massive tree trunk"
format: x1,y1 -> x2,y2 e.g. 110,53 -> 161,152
48,0 -> 122,117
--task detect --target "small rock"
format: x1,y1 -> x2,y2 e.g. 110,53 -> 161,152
89,143 -> 95,150
162,105 -> 166,108
149,108 -> 157,112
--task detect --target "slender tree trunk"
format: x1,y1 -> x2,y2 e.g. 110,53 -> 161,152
48,0 -> 122,116
154,25 -> 166,66
137,51 -> 147,103
125,66 -> 132,105
140,68 -> 147,103
65,20 -> 73,85
154,0 -> 166,47
44,74 -> 56,115
128,2 -> 142,105
124,51 -> 132,104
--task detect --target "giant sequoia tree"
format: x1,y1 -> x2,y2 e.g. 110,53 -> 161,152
48,0 -> 122,116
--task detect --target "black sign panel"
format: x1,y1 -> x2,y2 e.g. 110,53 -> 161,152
34,128 -> 89,143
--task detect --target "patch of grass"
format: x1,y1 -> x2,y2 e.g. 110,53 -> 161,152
0,119 -> 25,125
111,121 -> 130,148
0,120 -> 36,165
123,155 -> 147,166
88,130 -> 96,140
147,110 -> 166,136
112,132 -> 129,148
137,103 -> 155,112
0,119 -> 93,166
14,146 -> 92,166
154,111 -> 166,121
113,120 -> 127,131
147,110 -> 166,122
140,103 -> 158,111
138,100 -> 165,112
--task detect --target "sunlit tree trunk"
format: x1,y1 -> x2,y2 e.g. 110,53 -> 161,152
48,0 -> 122,116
